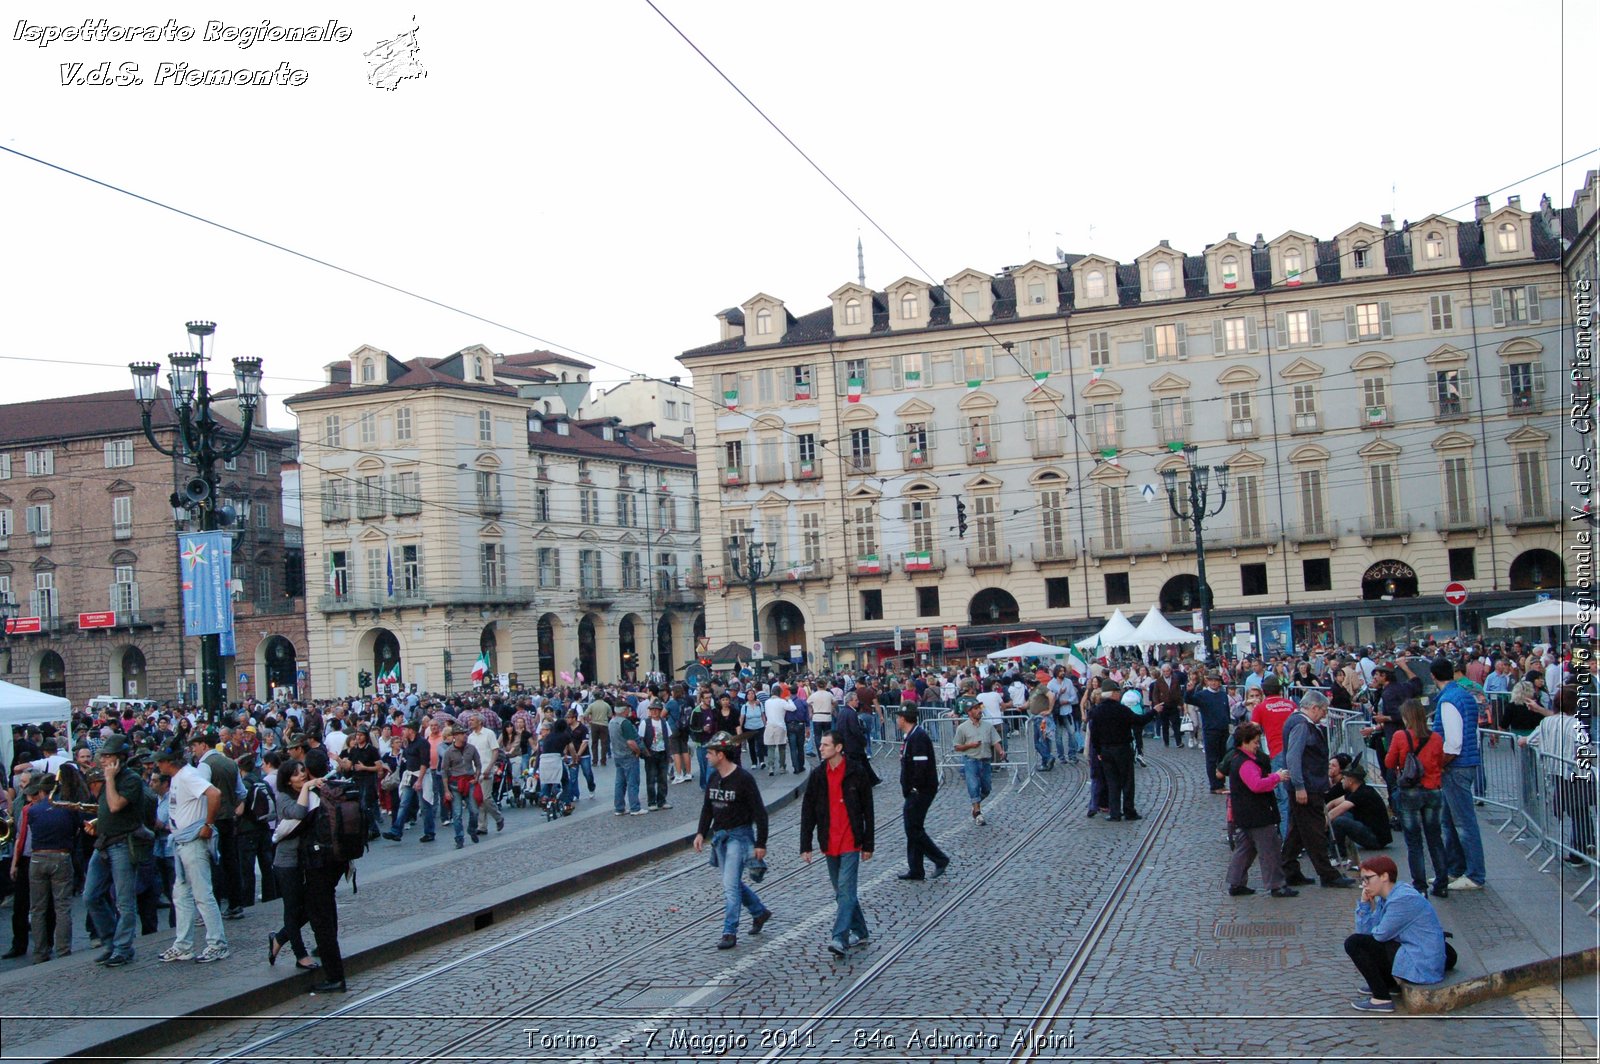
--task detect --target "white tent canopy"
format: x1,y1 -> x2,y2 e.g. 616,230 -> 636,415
986,641 -> 1077,661
1075,610 -> 1143,651
0,679 -> 71,780
1132,605 -> 1204,648
1486,598 -> 1593,630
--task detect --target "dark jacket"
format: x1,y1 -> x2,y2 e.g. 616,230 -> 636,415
800,758 -> 876,855
1226,748 -> 1279,831
899,726 -> 939,798
1281,711 -> 1331,795
1087,697 -> 1140,749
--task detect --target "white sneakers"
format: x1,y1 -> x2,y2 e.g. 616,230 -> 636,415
159,945 -> 194,963
1447,876 -> 1484,891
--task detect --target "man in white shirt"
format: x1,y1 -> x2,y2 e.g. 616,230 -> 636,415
975,681 -> 1008,758
1545,655 -> 1565,696
23,739 -> 71,777
807,684 -> 835,751
322,720 -> 349,759
466,714 -> 505,830
153,748 -> 229,963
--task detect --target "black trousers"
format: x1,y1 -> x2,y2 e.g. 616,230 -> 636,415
1202,729 -> 1229,789
1100,744 -> 1137,817
211,818 -> 243,911
644,753 -> 670,807
273,865 -> 310,961
1345,933 -> 1458,1000
237,827 -> 277,905
1282,796 -> 1342,882
903,791 -> 948,875
303,863 -> 345,982
1158,708 -> 1184,746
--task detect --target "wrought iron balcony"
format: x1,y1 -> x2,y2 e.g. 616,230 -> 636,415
754,463 -> 787,484
1503,500 -> 1558,530
966,544 -> 1013,570
1358,512 -> 1412,540
764,558 -> 834,583
1030,540 -> 1079,565
1434,507 -> 1488,535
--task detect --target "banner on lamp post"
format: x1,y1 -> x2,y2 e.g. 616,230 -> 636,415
180,531 -> 234,637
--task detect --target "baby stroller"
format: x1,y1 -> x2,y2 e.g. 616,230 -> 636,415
492,756 -> 526,810
535,752 -> 574,821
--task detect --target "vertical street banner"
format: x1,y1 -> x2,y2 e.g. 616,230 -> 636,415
180,531 -> 235,637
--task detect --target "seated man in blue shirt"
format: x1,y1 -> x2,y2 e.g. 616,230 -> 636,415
1345,854 -> 1457,1012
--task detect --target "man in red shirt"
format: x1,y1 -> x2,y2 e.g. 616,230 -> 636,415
800,731 -> 875,957
1250,677 -> 1299,834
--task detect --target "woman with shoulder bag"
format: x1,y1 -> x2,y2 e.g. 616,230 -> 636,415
1383,698 -> 1449,898
266,759 -> 319,971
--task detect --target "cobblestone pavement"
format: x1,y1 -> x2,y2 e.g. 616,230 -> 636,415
13,744 -> 1599,1064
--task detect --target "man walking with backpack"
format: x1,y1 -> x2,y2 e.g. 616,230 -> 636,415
235,755 -> 278,909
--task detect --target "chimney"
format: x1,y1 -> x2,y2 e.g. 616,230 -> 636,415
1253,233 -> 1266,250
682,426 -> 695,450
1227,232 -> 1238,241
1507,195 -> 1521,211
1380,214 -> 1394,232
1158,239 -> 1171,248
1474,195 -> 1491,222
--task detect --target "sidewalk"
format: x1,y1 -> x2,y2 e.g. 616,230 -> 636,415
0,761 -> 810,1064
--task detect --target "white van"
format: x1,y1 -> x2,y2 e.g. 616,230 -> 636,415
87,696 -> 161,719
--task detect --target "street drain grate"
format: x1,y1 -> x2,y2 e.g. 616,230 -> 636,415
1214,921 -> 1298,939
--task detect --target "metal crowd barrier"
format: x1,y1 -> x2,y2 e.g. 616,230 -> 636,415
1327,708 -> 1599,914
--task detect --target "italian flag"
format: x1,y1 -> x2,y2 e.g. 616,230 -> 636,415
380,662 -> 400,689
908,449 -> 925,465
966,377 -> 983,390
725,466 -> 741,484
1067,647 -> 1090,679
795,385 -> 811,400
1033,370 -> 1049,383
1286,266 -> 1302,287
1167,440 -> 1186,453
904,368 -> 921,383
857,554 -> 881,574
904,550 -> 932,571
1099,447 -> 1120,468
1222,264 -> 1238,290
973,441 -> 990,459
471,652 -> 490,684
847,378 -> 863,403
1091,366 -> 1105,381
799,459 -> 814,476
723,388 -> 739,409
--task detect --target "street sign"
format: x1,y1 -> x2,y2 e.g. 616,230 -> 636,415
6,617 -> 41,635
78,612 -> 116,630
789,644 -> 802,663
237,672 -> 250,684
1443,583 -> 1468,606
751,640 -> 763,659
1141,483 -> 1158,502
893,626 -> 903,651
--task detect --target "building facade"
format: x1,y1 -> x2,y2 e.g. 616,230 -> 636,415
583,374 -> 699,442
681,185 -> 1593,668
0,389 -> 304,706
287,347 -> 704,697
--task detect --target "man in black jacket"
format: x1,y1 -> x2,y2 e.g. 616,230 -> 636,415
800,731 -> 875,956
694,732 -> 771,950
1088,688 -> 1141,821
895,707 -> 948,881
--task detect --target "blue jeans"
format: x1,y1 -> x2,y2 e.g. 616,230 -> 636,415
1033,717 -> 1056,767
449,780 -> 481,842
694,743 -> 710,791
1054,716 -> 1075,762
826,851 -> 868,945
172,837 -> 226,951
1397,787 -> 1449,892
1440,762 -> 1486,885
962,758 -> 992,804
394,782 -> 436,837
613,756 -> 641,813
710,826 -> 767,936
1270,752 -> 1290,838
576,754 -> 595,792
85,840 -> 139,957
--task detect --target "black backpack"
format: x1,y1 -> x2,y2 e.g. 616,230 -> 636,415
307,781 -> 368,877
241,777 -> 273,825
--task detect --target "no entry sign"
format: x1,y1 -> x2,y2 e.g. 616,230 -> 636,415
1443,582 -> 1468,607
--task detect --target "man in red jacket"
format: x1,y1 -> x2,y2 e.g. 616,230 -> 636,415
801,731 -> 875,957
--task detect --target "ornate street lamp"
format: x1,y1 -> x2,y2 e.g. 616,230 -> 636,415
728,534 -> 776,679
1161,444 -> 1229,663
128,321 -> 264,725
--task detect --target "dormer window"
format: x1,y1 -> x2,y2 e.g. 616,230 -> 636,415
844,298 -> 862,325
1352,242 -> 1370,270
602,425 -> 615,441
960,288 -> 980,315
1028,280 -> 1046,304
1220,255 -> 1239,290
1497,222 -> 1519,253
1283,247 -> 1304,285
755,308 -> 772,335
1086,270 -> 1106,298
1151,262 -> 1174,293
360,358 -> 375,383
1425,231 -> 1445,260
900,292 -> 919,319
473,355 -> 485,380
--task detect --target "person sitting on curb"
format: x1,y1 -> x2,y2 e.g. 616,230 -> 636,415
1346,855 -> 1457,1012
1324,762 -> 1393,867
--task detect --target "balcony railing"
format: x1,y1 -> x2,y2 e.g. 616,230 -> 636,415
1434,507 -> 1488,535
1227,418 -> 1258,441
900,549 -> 946,574
661,579 -> 704,608
684,565 -> 707,589
1286,520 -> 1334,545
109,582 -> 140,615
1291,412 -> 1322,434
1361,405 -> 1391,429
1503,500 -> 1559,529
1030,540 -> 1079,565
1358,512 -> 1412,539
1509,391 -> 1541,414
794,460 -> 822,481
1208,522 -> 1280,549
851,555 -> 888,577
392,495 -> 423,517
1432,396 -> 1469,421
1090,532 -> 1128,557
356,494 -> 387,520
754,463 -> 786,484
966,543 -> 1013,569
318,586 -> 528,613
722,466 -> 746,488
764,558 -> 834,583
322,500 -> 350,522
577,584 -> 619,606
1031,439 -> 1065,460
966,443 -> 996,464
476,491 -> 503,516
846,455 -> 876,476
113,523 -> 133,541
32,531 -> 52,548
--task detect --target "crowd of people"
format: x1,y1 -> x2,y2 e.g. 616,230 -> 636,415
0,631 -> 1589,1010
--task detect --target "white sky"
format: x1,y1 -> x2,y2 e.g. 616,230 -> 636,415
2,1 -> 1594,428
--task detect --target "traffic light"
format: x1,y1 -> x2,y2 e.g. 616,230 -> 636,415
956,495 -> 968,538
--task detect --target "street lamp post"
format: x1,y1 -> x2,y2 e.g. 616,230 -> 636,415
1161,444 -> 1229,664
129,322 -> 264,727
0,594 -> 17,676
727,535 -> 775,679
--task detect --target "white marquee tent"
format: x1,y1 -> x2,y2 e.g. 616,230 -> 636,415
0,679 -> 71,781
986,641 -> 1077,661
1132,605 -> 1204,649
1486,598 -> 1593,630
1075,610 -> 1143,651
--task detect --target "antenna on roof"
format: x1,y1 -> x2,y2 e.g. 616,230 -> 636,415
856,235 -> 865,288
